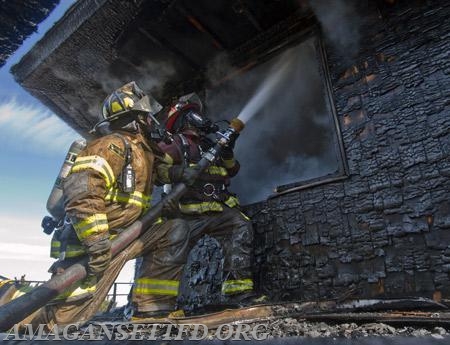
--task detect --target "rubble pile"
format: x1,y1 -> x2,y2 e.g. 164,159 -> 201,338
250,319 -> 449,339
82,315 -> 450,340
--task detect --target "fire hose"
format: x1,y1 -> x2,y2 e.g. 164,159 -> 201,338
0,118 -> 244,332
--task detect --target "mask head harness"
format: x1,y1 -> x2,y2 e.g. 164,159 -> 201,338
166,93 -> 218,134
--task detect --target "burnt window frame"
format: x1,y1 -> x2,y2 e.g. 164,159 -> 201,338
205,25 -> 349,202
269,34 -> 349,197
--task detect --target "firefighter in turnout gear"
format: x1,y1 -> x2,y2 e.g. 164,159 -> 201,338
131,93 -> 258,316
16,82 -> 186,330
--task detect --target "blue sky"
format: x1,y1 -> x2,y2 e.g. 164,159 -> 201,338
0,1 -> 133,289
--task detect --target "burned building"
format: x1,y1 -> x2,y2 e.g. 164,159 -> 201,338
0,0 -> 59,67
11,0 -> 450,304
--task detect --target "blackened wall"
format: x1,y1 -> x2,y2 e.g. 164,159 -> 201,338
246,0 -> 450,302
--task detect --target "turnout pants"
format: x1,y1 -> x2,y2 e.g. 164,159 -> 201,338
132,206 -> 254,312
17,219 -> 181,331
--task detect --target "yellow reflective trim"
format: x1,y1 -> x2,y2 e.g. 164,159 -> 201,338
135,278 -> 179,286
133,278 -> 179,296
206,166 -> 227,176
222,279 -> 254,295
179,201 -> 223,214
135,288 -> 178,296
0,280 -> 12,289
56,276 -> 96,300
105,189 -> 151,209
71,155 -> 115,188
224,196 -> 240,208
240,211 -> 251,221
50,240 -> 86,259
73,213 -> 109,240
188,163 -> 227,176
153,217 -> 164,225
222,158 -> 235,169
11,285 -> 34,300
163,153 -> 174,165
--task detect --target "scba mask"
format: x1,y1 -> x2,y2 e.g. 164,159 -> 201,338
185,111 -> 219,134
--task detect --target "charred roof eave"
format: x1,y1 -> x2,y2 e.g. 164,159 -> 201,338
11,0 -> 109,84
10,0 -> 314,137
0,0 -> 60,68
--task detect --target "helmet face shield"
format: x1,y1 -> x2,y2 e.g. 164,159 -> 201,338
178,92 -> 203,113
136,94 -> 163,117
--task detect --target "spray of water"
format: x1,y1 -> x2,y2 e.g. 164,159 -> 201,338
206,38 -> 341,203
237,51 -> 296,123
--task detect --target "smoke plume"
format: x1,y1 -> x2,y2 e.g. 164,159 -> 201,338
98,59 -> 175,96
90,58 -> 176,120
205,38 -> 342,204
309,0 -> 362,57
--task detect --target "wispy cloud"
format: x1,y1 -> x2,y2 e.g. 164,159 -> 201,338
0,98 -> 79,155
0,213 -> 53,280
0,213 -> 47,242
0,241 -> 52,280
0,243 -> 49,261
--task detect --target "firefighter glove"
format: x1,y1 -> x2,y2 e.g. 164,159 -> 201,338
169,165 -> 200,186
227,130 -> 239,149
221,145 -> 234,160
217,129 -> 239,149
162,194 -> 180,217
48,257 -> 79,275
84,236 -> 112,277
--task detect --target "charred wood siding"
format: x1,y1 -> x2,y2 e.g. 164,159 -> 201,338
0,0 -> 59,67
246,0 -> 450,302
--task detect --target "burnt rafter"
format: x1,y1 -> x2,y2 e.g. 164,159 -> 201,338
175,5 -> 226,50
137,27 -> 201,72
232,0 -> 263,32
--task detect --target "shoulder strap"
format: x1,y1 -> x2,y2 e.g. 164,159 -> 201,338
112,133 -> 132,166
177,134 -> 190,166
111,133 -> 136,193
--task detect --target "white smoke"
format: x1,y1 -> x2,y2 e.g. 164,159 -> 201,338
206,38 -> 342,204
206,53 -> 234,86
96,60 -> 176,96
309,0 -> 362,56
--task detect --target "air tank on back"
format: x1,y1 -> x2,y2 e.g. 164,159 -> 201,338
46,139 -> 87,220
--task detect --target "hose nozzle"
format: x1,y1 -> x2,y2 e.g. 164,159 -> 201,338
230,118 -> 245,133
215,118 -> 245,147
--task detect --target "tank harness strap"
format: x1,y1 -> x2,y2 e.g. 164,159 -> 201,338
112,134 -> 135,193
112,134 -> 132,167
177,134 -> 191,167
